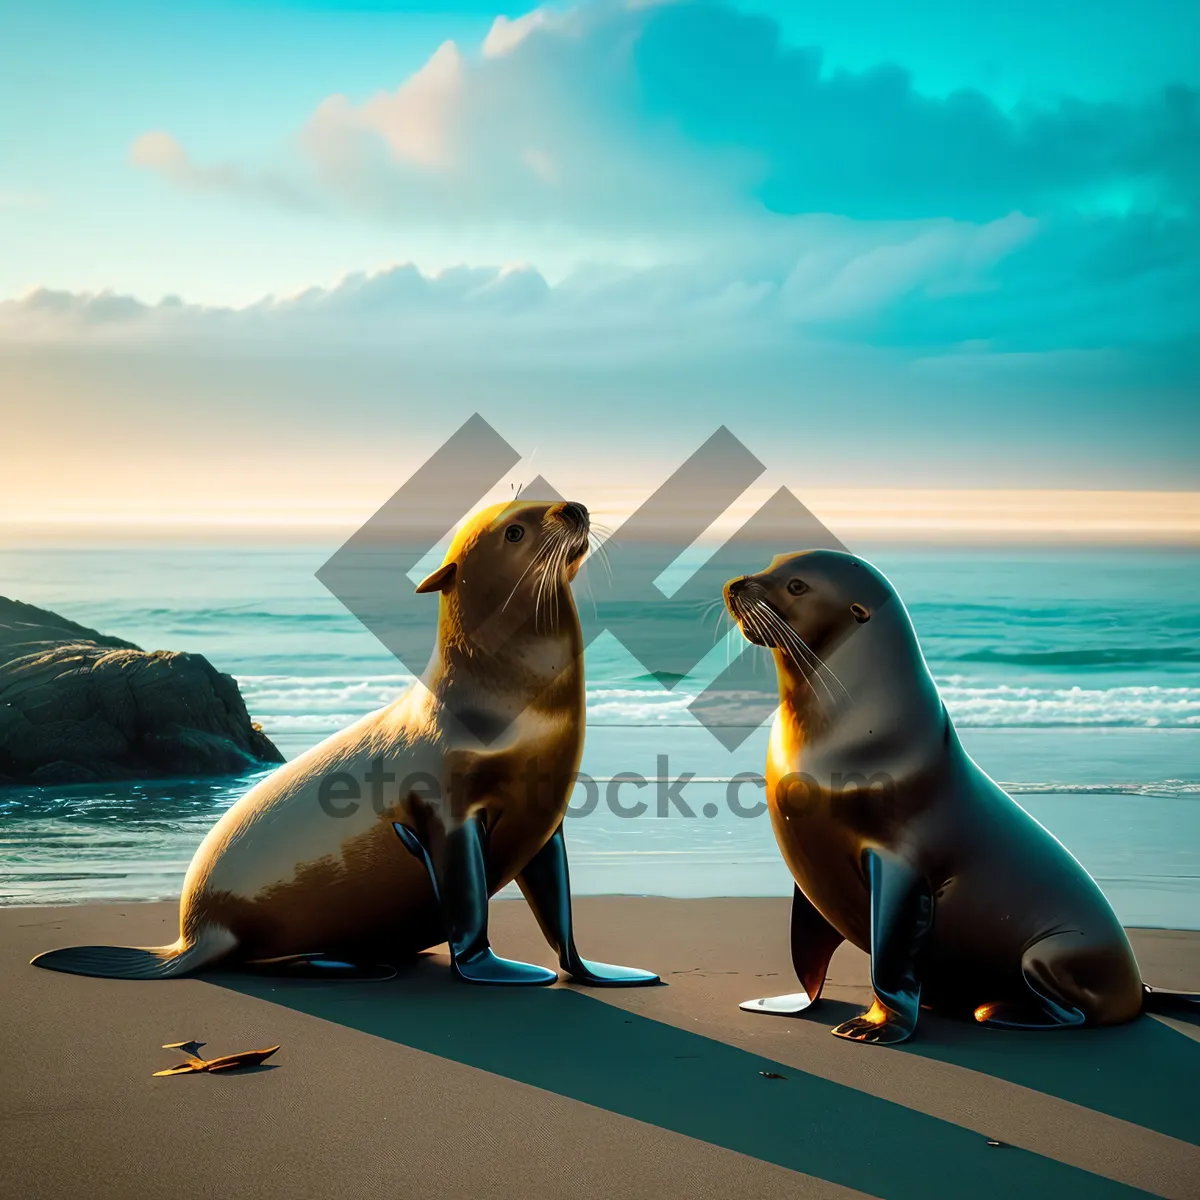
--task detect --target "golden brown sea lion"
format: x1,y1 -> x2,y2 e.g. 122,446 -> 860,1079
726,549 -> 1197,1043
33,499 -> 658,988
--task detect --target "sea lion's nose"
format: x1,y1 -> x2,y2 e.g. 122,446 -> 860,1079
559,502 -> 589,529
729,575 -> 750,595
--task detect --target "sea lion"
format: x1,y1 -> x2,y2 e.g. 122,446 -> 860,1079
725,549 -> 1197,1043
33,499 -> 658,989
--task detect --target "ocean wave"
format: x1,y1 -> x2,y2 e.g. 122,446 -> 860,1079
937,683 -> 1200,727
1002,780 -> 1200,797
578,778 -> 1200,798
237,674 -> 1200,732
951,648 -> 1200,667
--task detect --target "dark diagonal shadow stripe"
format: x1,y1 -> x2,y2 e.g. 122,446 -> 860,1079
208,967 -> 1157,1200
895,1008 -> 1199,1146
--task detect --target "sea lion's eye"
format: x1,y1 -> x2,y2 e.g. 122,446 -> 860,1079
787,579 -> 808,596
504,524 -> 525,543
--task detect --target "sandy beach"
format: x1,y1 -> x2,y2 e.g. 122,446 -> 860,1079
1,898 -> 1196,1199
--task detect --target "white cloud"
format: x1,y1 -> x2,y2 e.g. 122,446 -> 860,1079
22,1 -> 1195,371
308,41 -> 464,174
482,9 -> 560,58
780,213 -> 1037,321
134,3 -> 758,235
128,0 -> 1198,237
0,213 -> 1044,363
7,199 -> 1194,369
114,0 -> 1195,366
129,131 -> 317,211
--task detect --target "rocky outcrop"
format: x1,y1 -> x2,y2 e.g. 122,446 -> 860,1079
0,597 -> 284,786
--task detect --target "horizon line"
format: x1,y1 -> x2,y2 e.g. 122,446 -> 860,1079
3,486 -> 1198,549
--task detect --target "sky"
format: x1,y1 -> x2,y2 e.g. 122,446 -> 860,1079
1,1 -> 1198,534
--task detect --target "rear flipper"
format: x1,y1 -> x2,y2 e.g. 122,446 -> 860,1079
31,925 -> 237,980
1142,984 -> 1200,1017
741,883 -> 844,1016
975,930 -> 1124,1030
974,994 -> 1086,1030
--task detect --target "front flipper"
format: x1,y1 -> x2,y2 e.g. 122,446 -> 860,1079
394,818 -> 556,986
517,823 -> 659,987
741,883 -> 844,1016
832,849 -> 933,1046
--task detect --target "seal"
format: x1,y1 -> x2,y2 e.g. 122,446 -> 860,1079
33,499 -> 658,989
725,549 -> 1198,1043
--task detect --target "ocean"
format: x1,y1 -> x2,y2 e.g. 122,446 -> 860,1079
2,540 -> 1197,927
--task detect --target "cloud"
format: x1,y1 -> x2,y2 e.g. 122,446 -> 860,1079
129,132 -> 319,212
119,0 -> 1197,370
0,213 -> 1028,340
779,212 -> 1037,322
131,1 -> 1198,232
5,208 -> 1196,380
16,0 -> 1187,378
306,41 -> 464,174
482,9 -> 557,59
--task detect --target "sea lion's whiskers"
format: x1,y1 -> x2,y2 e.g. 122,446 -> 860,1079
731,597 -> 769,671
787,628 -> 852,703
739,606 -> 781,684
530,542 -> 551,632
549,538 -> 569,627
555,532 -> 575,623
783,629 -> 847,704
755,603 -> 851,704
754,605 -> 838,708
501,539 -> 555,614
587,534 -> 613,584
578,565 -> 598,620
753,603 -> 835,710
534,545 -> 554,633
589,526 -> 621,557
701,597 -> 732,643
534,529 -> 573,633
572,533 -> 600,618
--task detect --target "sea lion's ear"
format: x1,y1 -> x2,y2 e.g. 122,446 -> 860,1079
850,603 -> 871,624
415,562 -> 457,594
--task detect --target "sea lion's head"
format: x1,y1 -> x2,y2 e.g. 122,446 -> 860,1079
416,499 -> 590,652
724,549 -> 888,660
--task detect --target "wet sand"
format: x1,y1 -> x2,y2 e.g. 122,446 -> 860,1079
1,899 -> 1197,1199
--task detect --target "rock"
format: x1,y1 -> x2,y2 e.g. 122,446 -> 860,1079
29,761 -> 103,786
0,596 -> 284,786
0,597 -> 139,658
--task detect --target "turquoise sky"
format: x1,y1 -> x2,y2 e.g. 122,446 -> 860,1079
1,1 -> 1197,503
2,0 -> 1197,298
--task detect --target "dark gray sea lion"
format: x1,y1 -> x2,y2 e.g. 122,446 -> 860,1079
34,500 -> 658,989
725,549 -> 1198,1043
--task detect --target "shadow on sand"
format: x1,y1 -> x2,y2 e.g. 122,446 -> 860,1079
792,998 -> 1199,1146
207,957 -> 1182,1200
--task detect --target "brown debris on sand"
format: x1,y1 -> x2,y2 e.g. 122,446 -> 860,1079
153,1040 -> 280,1076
